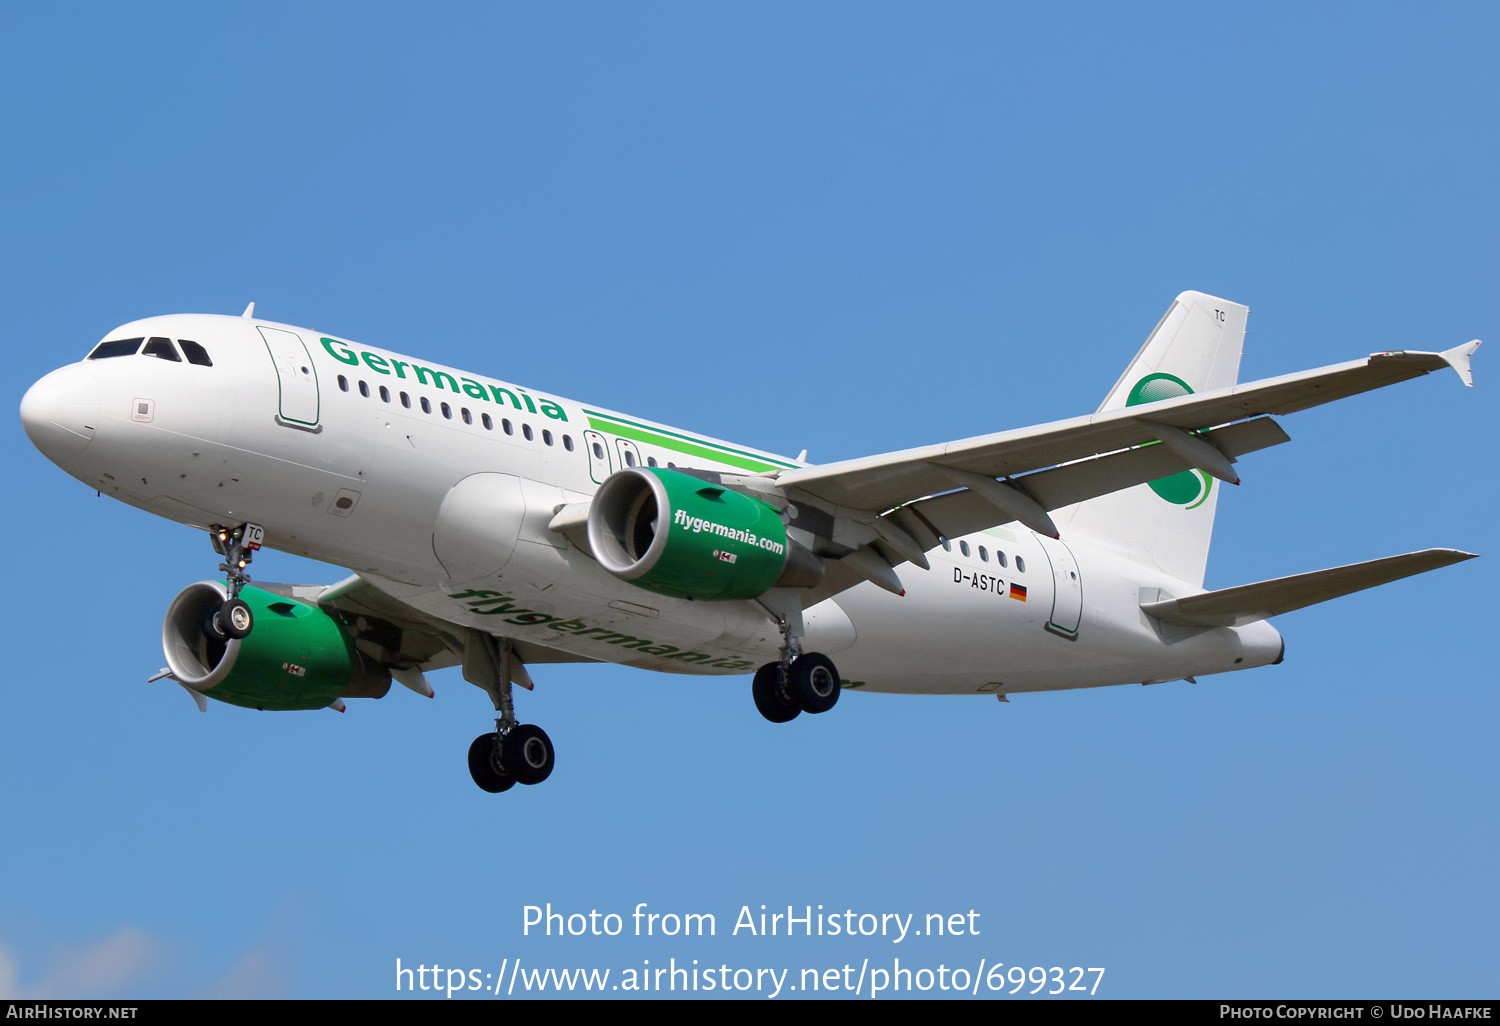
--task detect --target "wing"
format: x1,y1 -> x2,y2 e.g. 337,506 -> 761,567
152,573 -> 597,713
541,340 -> 1478,606
289,575 -> 598,685
777,342 -> 1480,518
777,340 -> 1478,604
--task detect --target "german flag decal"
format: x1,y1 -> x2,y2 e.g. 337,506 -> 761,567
1009,583 -> 1027,601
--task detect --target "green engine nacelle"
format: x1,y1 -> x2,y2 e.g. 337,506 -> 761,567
162,582 -> 390,711
587,467 -> 818,601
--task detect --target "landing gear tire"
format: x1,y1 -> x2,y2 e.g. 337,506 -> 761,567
468,733 -> 515,793
752,663 -> 801,723
788,653 -> 841,714
220,598 -> 253,640
501,724 -> 555,785
201,604 -> 229,642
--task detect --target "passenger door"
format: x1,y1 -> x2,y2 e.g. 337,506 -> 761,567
1038,536 -> 1083,638
257,326 -> 320,429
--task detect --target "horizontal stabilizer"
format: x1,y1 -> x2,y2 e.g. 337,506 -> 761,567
1141,548 -> 1478,628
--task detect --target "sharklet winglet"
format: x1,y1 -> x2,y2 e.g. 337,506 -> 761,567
1440,339 -> 1480,387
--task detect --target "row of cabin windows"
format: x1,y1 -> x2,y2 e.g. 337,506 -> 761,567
337,375 -> 575,451
88,336 -> 214,366
940,537 -> 1026,573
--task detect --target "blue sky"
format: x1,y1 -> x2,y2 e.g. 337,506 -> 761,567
1,2 -> 1495,999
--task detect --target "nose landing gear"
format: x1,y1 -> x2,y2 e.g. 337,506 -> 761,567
206,523 -> 263,640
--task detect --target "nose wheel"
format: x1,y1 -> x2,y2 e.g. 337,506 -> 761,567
218,598 -> 254,639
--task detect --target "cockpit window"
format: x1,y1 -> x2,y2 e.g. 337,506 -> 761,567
178,339 -> 213,367
142,337 -> 182,362
87,338 -> 144,360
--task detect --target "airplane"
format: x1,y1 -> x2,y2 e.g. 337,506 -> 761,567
19,291 -> 1480,793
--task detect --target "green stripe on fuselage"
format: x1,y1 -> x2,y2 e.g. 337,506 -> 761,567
584,412 -> 798,472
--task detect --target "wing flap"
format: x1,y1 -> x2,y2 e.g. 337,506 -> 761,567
893,417 -> 1289,544
1140,548 -> 1478,628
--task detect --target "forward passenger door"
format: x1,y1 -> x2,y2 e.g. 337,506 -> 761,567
257,326 -> 320,430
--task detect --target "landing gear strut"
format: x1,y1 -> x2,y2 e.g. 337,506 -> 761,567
752,590 -> 842,723
464,633 -> 556,793
207,523 -> 263,640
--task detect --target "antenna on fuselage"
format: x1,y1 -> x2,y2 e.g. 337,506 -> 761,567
241,302 -> 255,318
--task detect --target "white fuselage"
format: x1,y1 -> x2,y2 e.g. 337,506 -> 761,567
20,313 -> 1283,696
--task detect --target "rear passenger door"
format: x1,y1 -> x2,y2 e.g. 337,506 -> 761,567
1037,536 -> 1083,638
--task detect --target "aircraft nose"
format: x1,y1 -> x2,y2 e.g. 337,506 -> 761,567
20,365 -> 101,463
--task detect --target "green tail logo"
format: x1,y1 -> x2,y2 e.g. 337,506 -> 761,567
1126,373 -> 1212,509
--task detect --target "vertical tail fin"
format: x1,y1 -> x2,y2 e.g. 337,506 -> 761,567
1058,291 -> 1248,588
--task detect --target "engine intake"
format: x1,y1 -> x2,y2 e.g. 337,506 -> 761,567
162,582 -> 389,711
587,467 -> 821,601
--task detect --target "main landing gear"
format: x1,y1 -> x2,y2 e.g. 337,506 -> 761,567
464,633 -> 556,794
469,723 -> 556,793
204,523 -> 263,641
752,653 -> 841,723
751,590 -> 842,724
